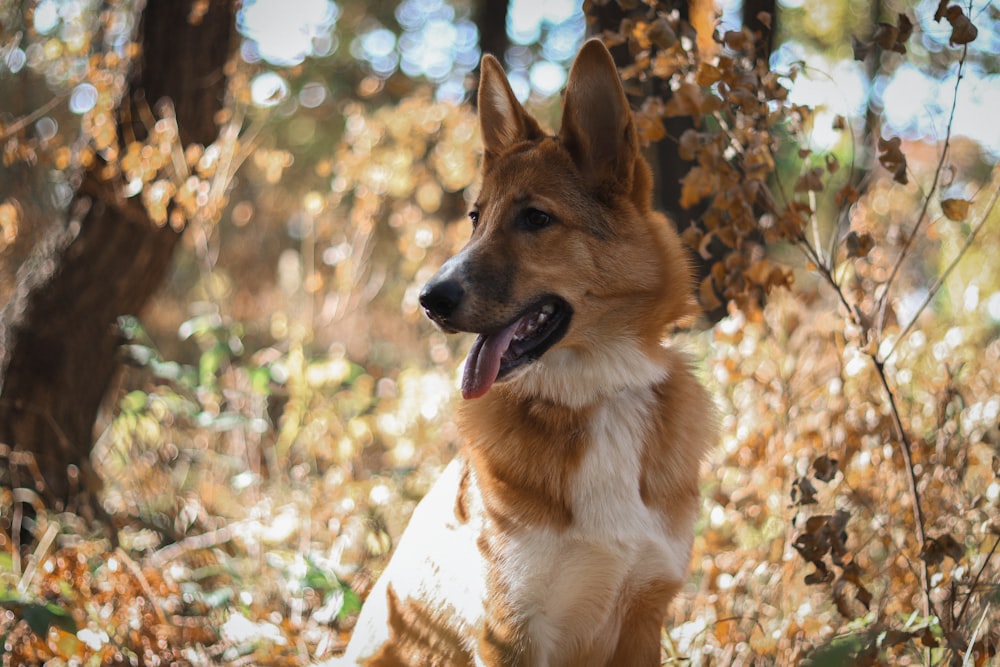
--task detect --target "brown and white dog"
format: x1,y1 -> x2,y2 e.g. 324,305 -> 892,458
338,39 -> 716,666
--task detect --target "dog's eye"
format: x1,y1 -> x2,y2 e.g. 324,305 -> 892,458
520,208 -> 553,230
468,211 -> 480,229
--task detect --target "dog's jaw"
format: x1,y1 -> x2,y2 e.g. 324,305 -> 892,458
460,297 -> 572,399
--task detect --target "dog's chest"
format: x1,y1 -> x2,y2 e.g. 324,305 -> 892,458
493,386 -> 691,661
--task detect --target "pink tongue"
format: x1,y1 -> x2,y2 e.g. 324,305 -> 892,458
461,322 -> 519,400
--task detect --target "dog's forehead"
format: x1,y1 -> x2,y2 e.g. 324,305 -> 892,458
477,141 -> 583,204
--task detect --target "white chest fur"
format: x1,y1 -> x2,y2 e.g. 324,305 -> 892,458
496,382 -> 693,666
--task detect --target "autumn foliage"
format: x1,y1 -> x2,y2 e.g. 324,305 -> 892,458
1,0 -> 999,665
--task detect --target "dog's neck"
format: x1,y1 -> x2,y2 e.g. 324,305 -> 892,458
498,339 -> 670,409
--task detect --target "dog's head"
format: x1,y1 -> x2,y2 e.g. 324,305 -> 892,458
420,40 -> 693,402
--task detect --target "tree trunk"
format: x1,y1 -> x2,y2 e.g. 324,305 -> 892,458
743,0 -> 776,65
476,0 -> 509,60
0,0 -> 236,518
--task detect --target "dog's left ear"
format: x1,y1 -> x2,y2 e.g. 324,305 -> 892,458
559,40 -> 636,189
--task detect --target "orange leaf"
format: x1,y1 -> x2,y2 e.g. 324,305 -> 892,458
680,165 -> 716,209
663,82 -> 705,121
695,63 -> 722,86
699,274 -> 722,312
941,197 -> 972,221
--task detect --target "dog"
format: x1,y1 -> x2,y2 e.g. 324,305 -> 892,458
338,39 -> 716,666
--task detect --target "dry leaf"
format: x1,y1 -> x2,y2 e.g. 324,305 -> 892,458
897,14 -> 914,44
873,23 -> 899,51
663,82 -> 705,121
835,185 -> 860,207
678,128 -> 701,161
945,5 -> 978,45
647,17 -> 676,49
695,63 -> 723,86
934,0 -> 949,21
723,29 -> 751,51
699,274 -> 722,312
812,455 -> 839,482
679,165 -> 715,209
877,135 -> 908,184
794,167 -> 824,193
845,231 -> 874,258
941,197 -> 971,221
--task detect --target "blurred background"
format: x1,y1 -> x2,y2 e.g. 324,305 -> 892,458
0,0 -> 998,664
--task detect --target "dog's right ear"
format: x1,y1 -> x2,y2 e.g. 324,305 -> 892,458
477,55 -> 544,166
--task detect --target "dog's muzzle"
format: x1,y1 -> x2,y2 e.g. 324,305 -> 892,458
419,278 -> 464,331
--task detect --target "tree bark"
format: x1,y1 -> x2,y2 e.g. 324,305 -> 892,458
0,0 -> 236,517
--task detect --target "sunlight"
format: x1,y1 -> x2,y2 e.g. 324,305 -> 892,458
238,0 -> 339,66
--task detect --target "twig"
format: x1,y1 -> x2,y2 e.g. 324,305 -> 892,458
148,521 -> 243,568
115,547 -> 168,625
881,181 -> 1000,364
876,45 -> 968,337
0,94 -> 68,143
872,355 -> 932,619
17,520 -> 59,595
962,604 -> 991,667
953,535 -> 1000,632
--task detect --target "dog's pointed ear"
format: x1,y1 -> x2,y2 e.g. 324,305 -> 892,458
559,40 -> 635,188
478,54 -> 544,166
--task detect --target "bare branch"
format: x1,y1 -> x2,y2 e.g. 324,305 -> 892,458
876,45 -> 968,337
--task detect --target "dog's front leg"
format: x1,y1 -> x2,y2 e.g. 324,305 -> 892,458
608,580 -> 680,666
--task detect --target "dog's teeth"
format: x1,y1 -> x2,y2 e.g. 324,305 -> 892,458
513,305 -> 557,342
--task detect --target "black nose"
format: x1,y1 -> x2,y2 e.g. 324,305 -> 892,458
419,279 -> 464,321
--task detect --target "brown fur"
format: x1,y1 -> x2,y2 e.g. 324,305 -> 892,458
335,40 -> 716,667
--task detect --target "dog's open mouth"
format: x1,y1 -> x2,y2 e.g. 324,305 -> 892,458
462,297 -> 571,400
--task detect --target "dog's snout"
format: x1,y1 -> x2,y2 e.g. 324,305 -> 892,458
420,279 -> 464,321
